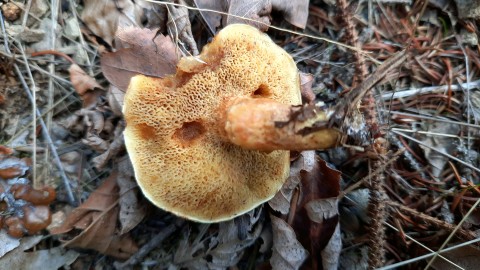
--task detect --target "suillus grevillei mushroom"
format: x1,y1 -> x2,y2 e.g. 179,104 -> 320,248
123,24 -> 339,222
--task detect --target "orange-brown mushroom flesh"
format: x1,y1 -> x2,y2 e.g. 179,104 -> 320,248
224,97 -> 340,151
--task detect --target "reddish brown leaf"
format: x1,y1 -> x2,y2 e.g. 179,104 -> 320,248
0,156 -> 28,180
100,27 -> 179,92
0,146 -> 13,155
290,151 -> 342,270
0,167 -> 23,179
68,64 -> 104,108
50,171 -> 138,259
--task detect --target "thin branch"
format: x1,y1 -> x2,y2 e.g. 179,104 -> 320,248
380,80 -> 480,100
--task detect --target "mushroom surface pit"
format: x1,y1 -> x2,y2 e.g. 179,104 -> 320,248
173,121 -> 206,146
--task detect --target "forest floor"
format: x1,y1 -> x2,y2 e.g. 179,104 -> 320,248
1,0 -> 480,269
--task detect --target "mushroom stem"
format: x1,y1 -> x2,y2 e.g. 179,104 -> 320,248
223,97 -> 341,151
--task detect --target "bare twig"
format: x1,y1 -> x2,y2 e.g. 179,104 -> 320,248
381,80 -> 480,100
44,0 -> 59,189
339,148 -> 404,199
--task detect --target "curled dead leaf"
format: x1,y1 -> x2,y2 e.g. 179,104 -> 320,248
0,235 -> 79,270
81,0 -> 143,46
195,0 -> 310,32
269,154 -> 303,215
289,151 -> 342,269
68,64 -> 104,108
226,0 -> 272,31
300,72 -> 315,104
0,145 -> 13,155
107,85 -> 124,116
117,158 -> 145,234
50,171 -> 138,259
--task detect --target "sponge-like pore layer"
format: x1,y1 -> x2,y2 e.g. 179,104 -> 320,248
123,24 -> 301,222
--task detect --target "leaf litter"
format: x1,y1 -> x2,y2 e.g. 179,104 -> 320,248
1,0 -> 480,269
50,166 -> 139,259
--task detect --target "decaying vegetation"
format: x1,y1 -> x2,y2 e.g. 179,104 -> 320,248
1,0 -> 480,269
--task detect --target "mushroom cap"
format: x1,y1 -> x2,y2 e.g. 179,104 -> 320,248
123,24 -> 301,222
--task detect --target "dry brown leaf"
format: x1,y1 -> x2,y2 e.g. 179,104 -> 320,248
321,224 -> 342,270
300,72 -> 315,104
0,235 -> 79,269
195,0 -> 310,32
117,158 -> 145,234
68,64 -> 104,108
92,124 -> 126,170
0,156 -> 29,180
81,0 -> 143,46
173,209 -> 263,269
269,155 -> 303,215
290,151 -> 342,270
165,0 -> 199,55
81,133 -> 109,153
226,0 -> 272,31
419,121 -> 460,178
271,0 -> 309,28
50,171 -> 138,259
0,230 -> 20,258
270,214 -> 308,270
101,27 -> 179,92
106,85 -> 124,116
192,0 -> 227,33
431,245 -> 480,270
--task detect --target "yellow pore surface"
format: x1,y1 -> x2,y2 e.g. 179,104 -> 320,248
123,24 -> 301,222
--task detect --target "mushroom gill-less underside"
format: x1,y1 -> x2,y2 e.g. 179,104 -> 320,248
123,24 -> 302,222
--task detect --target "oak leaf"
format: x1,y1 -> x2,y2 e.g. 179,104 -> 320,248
50,171 -> 138,259
101,27 -> 179,92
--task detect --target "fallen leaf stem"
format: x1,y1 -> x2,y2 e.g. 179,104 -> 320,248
31,49 -> 76,64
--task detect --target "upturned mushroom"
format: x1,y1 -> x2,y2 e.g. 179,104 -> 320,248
123,24 -> 339,222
